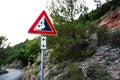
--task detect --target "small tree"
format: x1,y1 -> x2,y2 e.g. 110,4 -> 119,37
47,0 -> 88,41
94,0 -> 102,8
0,36 -> 7,48
47,0 -> 97,62
0,36 -> 8,65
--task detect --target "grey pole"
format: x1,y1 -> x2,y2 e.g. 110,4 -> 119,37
41,49 -> 44,80
40,35 -> 46,80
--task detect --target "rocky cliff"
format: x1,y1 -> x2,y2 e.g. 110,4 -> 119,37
44,45 -> 120,80
21,6 -> 120,80
99,7 -> 120,30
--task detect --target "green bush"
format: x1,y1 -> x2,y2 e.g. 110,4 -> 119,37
49,37 -> 76,62
86,63 -> 113,80
0,66 -> 8,75
109,31 -> 120,46
49,39 -> 96,62
97,26 -> 109,46
58,63 -> 87,80
86,0 -> 120,21
33,67 -> 40,75
5,37 -> 40,65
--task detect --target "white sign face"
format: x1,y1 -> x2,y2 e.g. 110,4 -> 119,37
34,16 -> 45,30
41,35 -> 46,49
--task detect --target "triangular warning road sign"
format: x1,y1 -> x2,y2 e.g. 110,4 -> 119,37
28,10 -> 58,36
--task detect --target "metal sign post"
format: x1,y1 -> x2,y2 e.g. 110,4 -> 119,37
41,49 -> 44,80
40,35 -> 46,80
28,10 -> 57,80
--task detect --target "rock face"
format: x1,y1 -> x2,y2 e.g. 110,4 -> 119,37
21,45 -> 120,80
93,46 -> 120,79
44,45 -> 120,80
5,60 -> 23,69
80,45 -> 120,80
99,7 -> 120,30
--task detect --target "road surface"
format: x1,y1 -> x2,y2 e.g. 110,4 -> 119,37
0,69 -> 24,80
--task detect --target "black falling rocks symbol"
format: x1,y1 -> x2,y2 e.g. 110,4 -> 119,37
38,25 -> 40,27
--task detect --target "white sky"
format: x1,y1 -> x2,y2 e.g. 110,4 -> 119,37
0,0 -> 106,46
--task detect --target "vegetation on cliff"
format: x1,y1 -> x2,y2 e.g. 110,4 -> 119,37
0,0 -> 120,79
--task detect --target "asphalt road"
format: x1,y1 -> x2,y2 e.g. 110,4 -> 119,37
0,69 -> 24,80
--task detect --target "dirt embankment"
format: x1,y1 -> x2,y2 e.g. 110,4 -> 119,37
99,7 -> 120,30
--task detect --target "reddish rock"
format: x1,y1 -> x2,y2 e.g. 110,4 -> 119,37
99,7 -> 120,30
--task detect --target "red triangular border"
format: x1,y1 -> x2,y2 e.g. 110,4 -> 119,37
28,10 -> 58,36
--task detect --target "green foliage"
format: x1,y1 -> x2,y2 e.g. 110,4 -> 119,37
5,37 -> 40,65
2,0 -> 119,69
97,26 -> 120,46
5,41 -> 26,64
0,68 -> 8,75
48,21 -> 97,62
109,30 -> 120,46
86,63 -> 113,80
0,36 -> 7,48
24,37 -> 40,63
48,0 -> 87,21
48,36 -> 75,62
48,0 -> 90,41
46,0 -> 98,63
86,0 -> 120,21
0,36 -> 9,65
56,62 -> 68,70
22,66 -> 40,80
58,63 -> 87,80
32,67 -> 40,75
97,25 -> 109,46
34,53 -> 41,65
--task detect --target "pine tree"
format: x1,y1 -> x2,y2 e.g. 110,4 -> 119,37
94,0 -> 102,8
47,0 -> 88,41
